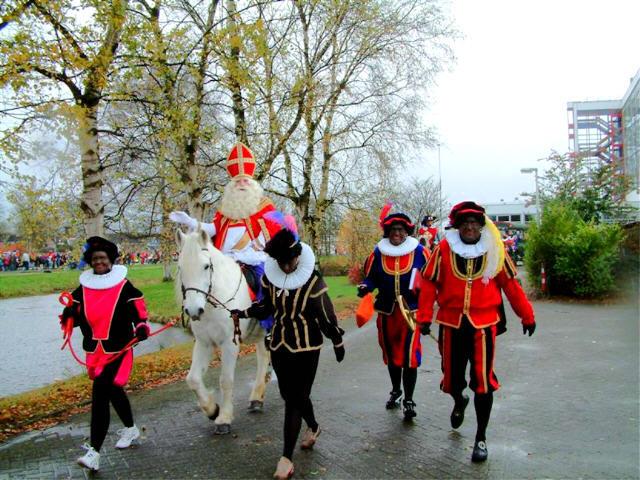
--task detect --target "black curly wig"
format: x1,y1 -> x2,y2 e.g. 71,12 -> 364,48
264,229 -> 302,263
83,236 -> 118,264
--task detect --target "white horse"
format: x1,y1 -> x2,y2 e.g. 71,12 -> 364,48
175,228 -> 271,434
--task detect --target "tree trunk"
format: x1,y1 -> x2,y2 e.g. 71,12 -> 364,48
78,105 -> 104,237
160,181 -> 174,282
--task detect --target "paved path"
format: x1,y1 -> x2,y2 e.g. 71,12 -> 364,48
1,296 -> 638,479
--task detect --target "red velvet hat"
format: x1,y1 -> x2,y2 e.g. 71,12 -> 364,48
449,201 -> 486,228
226,142 -> 256,178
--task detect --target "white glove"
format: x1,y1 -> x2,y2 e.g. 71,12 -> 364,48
169,211 -> 198,230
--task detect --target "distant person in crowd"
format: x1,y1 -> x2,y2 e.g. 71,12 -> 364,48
418,214 -> 440,251
418,201 -> 536,463
231,226 -> 345,480
59,237 -> 150,472
357,205 -> 431,420
21,251 -> 30,270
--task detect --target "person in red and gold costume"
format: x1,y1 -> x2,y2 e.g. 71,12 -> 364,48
170,143 -> 281,325
417,201 -> 536,463
418,214 -> 440,251
357,204 -> 431,421
60,237 -> 150,472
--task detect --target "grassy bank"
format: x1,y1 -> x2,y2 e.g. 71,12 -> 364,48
0,271 -> 358,443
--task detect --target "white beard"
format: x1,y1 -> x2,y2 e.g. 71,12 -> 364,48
219,178 -> 264,220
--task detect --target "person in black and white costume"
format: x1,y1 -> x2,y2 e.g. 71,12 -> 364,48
231,227 -> 345,480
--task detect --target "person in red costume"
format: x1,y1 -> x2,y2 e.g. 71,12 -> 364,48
170,142 -> 280,267
60,237 -> 150,472
417,214 -> 440,251
170,142 -> 281,326
417,201 -> 536,463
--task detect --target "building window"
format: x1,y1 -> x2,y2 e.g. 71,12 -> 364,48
525,214 -> 533,222
511,214 -> 521,222
498,215 -> 510,221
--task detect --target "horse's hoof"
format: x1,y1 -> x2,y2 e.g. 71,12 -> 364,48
248,400 -> 264,413
214,424 -> 231,435
208,404 -> 220,421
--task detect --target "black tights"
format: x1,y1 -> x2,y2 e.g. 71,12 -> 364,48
90,356 -> 134,451
474,392 -> 493,442
271,348 -> 320,460
388,365 -> 417,401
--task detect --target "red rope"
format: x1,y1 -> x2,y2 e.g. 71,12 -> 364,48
58,291 -> 176,368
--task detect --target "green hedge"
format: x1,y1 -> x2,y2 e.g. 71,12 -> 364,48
525,200 -> 623,297
318,255 -> 351,276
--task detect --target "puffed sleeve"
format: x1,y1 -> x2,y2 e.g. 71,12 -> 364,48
124,281 -> 149,327
306,274 -> 344,345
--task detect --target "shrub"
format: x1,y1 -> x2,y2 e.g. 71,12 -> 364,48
525,200 -> 624,297
318,255 -> 350,276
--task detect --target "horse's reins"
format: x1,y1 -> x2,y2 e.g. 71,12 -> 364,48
179,249 -> 244,344
58,291 -> 176,368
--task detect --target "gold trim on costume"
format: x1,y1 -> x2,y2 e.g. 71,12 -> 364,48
451,251 -> 486,281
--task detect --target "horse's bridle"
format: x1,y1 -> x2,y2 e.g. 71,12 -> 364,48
179,248 -> 245,344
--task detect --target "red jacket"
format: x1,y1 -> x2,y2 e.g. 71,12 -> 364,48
417,239 -> 534,329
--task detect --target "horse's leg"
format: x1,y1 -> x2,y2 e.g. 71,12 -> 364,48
214,340 -> 239,434
248,335 -> 271,412
186,338 -> 219,420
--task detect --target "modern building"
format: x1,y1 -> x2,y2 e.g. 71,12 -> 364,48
567,68 -> 640,205
484,202 -> 538,227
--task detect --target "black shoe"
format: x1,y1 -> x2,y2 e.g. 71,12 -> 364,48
471,440 -> 488,462
402,400 -> 416,420
386,390 -> 403,409
450,394 -> 469,429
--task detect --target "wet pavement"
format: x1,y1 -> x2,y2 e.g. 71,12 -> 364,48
0,295 -> 638,479
0,294 -> 191,397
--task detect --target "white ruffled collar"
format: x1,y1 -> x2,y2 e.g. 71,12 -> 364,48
79,265 -> 128,289
264,242 -> 315,290
445,229 -> 488,259
377,236 -> 419,257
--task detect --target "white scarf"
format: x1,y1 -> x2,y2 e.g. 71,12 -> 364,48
376,236 -> 419,257
79,265 -> 128,289
264,242 -> 316,291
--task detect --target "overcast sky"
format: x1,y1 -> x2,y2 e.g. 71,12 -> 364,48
418,0 -> 640,208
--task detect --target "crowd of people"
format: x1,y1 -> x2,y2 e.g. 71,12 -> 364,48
57,142 -> 536,478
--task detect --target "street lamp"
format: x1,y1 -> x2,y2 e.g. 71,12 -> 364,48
520,167 -> 541,223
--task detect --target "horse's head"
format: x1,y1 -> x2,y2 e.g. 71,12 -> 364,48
175,227 -> 219,321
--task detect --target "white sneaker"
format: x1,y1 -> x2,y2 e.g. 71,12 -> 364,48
115,425 -> 140,449
77,443 -> 100,471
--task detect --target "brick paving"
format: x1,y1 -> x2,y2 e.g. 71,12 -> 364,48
1,296 -> 638,479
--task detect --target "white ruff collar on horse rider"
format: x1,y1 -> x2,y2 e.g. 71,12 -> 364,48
445,229 -> 488,259
377,236 -> 419,257
264,242 -> 315,291
80,265 -> 128,289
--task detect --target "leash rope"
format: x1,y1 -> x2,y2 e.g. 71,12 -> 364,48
58,291 -> 176,368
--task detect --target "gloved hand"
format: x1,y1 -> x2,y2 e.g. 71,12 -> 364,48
522,322 -> 536,337
356,284 -> 369,298
230,309 -> 247,319
169,211 -> 198,230
419,322 -> 431,336
333,343 -> 345,363
135,323 -> 150,341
